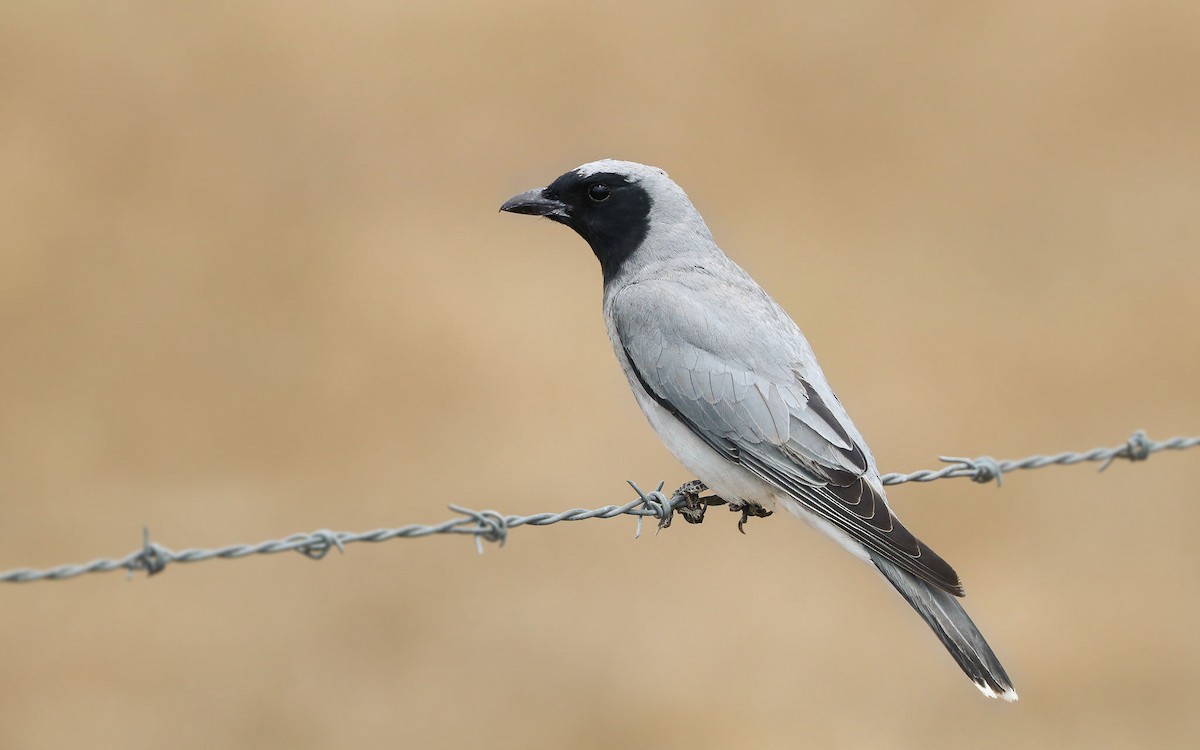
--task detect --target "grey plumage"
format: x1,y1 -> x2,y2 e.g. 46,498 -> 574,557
501,159 -> 1017,701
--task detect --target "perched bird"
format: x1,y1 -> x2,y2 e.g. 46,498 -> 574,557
500,159 -> 1017,701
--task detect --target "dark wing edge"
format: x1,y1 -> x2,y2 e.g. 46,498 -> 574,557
624,345 -> 965,597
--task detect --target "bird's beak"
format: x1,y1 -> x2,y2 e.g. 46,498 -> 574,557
499,189 -> 570,223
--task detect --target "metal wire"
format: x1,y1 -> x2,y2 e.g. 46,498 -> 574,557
2,429 -> 1196,584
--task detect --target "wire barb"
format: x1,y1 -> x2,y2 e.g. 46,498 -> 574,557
294,530 -> 346,560
937,455 -> 1004,486
627,481 -> 671,537
129,527 -> 173,577
2,428 -> 1196,584
1098,429 -> 1152,472
448,505 -> 510,554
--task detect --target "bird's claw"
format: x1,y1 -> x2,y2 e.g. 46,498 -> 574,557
731,503 -> 773,534
665,480 -> 726,528
664,480 -> 771,533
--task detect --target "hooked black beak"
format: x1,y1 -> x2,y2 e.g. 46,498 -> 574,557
499,189 -> 570,223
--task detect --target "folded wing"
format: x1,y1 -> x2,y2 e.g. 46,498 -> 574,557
615,280 -> 964,596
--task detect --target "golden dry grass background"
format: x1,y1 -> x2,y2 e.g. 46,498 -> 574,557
2,2 -> 1199,748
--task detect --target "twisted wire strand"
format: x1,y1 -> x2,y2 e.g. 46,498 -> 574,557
2,429 -> 1196,584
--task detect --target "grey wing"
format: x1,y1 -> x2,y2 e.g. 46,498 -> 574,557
616,285 -> 964,596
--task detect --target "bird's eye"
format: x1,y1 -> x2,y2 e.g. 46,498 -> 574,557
587,183 -> 611,202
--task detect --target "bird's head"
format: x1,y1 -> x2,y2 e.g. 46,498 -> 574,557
501,159 -> 705,281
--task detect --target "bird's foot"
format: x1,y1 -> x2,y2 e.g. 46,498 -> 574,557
665,480 -> 727,529
728,502 -> 773,534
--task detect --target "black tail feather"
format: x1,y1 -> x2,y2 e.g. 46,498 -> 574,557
872,554 -> 1017,701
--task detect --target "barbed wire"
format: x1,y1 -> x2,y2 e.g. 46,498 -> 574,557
2,429 -> 1197,585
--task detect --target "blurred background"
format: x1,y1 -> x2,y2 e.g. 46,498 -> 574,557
2,1 -> 1198,747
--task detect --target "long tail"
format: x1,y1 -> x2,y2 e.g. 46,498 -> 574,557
872,554 -> 1018,701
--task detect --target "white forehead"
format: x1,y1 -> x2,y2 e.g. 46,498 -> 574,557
573,159 -> 670,184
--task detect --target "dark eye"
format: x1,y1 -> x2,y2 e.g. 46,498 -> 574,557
587,183 -> 611,202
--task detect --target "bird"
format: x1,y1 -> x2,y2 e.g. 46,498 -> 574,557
500,159 -> 1017,701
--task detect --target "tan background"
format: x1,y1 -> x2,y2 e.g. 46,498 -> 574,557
2,2 -> 1199,748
